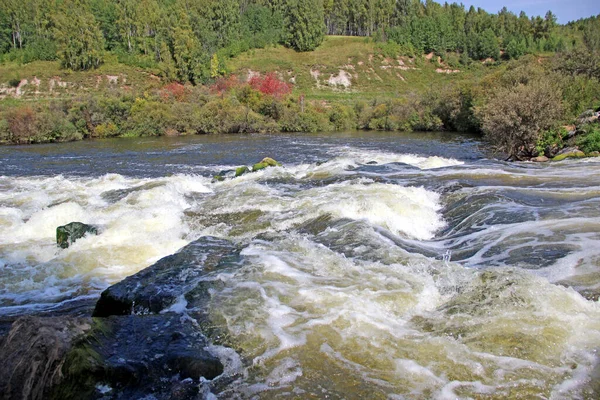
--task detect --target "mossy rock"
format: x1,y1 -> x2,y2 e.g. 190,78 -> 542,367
252,162 -> 269,171
260,157 -> 281,167
587,151 -> 600,157
235,166 -> 250,177
213,175 -> 225,182
57,222 -> 98,249
252,157 -> 282,172
552,150 -> 586,161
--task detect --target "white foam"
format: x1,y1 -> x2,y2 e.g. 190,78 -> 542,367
294,181 -> 445,240
329,147 -> 464,169
0,173 -> 213,313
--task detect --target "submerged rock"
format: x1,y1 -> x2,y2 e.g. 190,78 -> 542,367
93,236 -> 241,317
57,222 -> 98,249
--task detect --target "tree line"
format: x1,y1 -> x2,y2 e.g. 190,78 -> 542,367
1,0 -> 598,83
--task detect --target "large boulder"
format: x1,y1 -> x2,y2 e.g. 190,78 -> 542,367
93,236 -> 241,317
56,222 -> 98,249
0,315 -> 224,400
52,314 -> 223,399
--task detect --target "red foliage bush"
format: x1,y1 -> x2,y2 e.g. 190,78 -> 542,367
160,82 -> 187,101
209,75 -> 240,95
249,72 -> 292,99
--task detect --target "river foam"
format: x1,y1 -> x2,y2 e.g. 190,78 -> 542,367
0,173 -> 212,315
1,134 -> 599,398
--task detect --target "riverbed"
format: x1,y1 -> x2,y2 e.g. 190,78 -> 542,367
1,132 -> 599,398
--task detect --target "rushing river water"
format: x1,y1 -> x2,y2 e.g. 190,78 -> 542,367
1,132 -> 599,399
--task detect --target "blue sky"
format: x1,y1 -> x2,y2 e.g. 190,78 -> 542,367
457,0 -> 598,23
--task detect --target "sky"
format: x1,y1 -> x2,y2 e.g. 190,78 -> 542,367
457,0 -> 598,23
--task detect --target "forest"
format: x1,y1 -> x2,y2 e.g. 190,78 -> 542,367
0,0 -> 599,160
1,0 -> 598,82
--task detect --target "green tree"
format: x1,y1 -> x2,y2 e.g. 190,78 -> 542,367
283,0 -> 325,51
506,38 -> 526,59
53,1 -> 105,70
476,28 -> 500,60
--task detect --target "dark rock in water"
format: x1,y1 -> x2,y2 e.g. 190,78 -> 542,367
53,314 -> 223,399
0,316 -> 224,399
57,222 -> 98,249
93,236 -> 241,317
1,237 -> 241,398
0,316 -> 92,400
101,182 -> 165,204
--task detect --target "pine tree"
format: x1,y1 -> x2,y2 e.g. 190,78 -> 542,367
283,0 -> 325,51
53,0 -> 105,70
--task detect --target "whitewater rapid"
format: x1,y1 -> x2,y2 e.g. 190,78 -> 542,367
1,135 -> 599,398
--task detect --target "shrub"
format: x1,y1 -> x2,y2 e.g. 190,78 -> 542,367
160,83 -> 188,102
209,75 -> 240,96
127,98 -> 172,136
479,80 -> 563,159
328,104 -> 356,131
536,127 -> 568,156
8,78 -> 21,88
249,72 -> 292,99
577,125 -> 600,153
279,104 -> 331,132
6,107 -> 37,144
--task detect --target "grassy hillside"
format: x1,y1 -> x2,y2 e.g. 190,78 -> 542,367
227,36 -> 496,102
0,36 -> 500,104
0,54 -> 162,102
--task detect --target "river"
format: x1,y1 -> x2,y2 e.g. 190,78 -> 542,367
0,132 -> 599,398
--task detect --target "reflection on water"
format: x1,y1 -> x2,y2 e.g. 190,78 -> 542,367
1,132 -> 599,398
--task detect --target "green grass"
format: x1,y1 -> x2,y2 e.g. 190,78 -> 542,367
227,36 -> 497,102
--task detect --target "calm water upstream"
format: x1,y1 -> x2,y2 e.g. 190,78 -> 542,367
0,132 -> 599,398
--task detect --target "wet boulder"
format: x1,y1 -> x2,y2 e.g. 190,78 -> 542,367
57,222 -> 98,249
0,314 -> 224,399
0,310 -> 227,398
93,236 -> 241,317
54,315 -> 223,399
